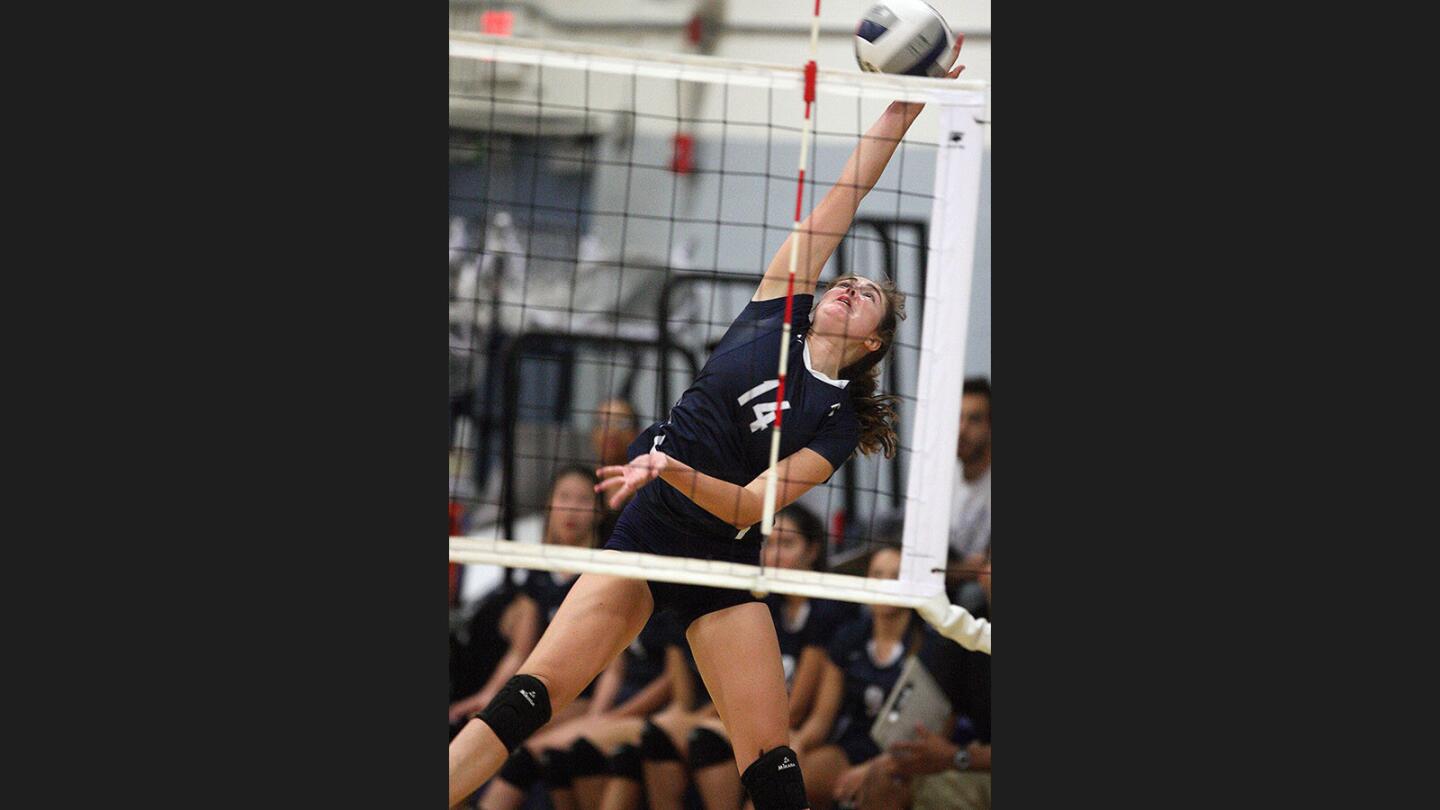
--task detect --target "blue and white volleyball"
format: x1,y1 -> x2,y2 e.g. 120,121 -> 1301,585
854,0 -> 955,77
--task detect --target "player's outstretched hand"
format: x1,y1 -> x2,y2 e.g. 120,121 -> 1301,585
893,35 -> 966,120
946,33 -> 966,79
596,450 -> 670,510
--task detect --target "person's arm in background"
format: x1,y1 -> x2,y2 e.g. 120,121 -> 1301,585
663,646 -> 697,713
605,669 -> 673,719
856,730 -> 989,810
792,660 -> 844,754
586,656 -> 626,716
889,723 -> 990,775
787,646 -> 827,727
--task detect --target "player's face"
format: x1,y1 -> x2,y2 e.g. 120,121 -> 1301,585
957,393 -> 991,462
547,473 -> 598,546
761,516 -> 819,570
814,277 -> 886,345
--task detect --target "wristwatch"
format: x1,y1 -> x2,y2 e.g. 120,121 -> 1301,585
952,747 -> 971,771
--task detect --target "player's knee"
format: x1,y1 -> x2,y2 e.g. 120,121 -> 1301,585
740,746 -> 808,810
639,718 -> 682,762
476,674 -> 552,753
687,726 -> 734,770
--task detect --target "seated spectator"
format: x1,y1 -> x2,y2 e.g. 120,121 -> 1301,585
792,545 -> 956,810
633,630 -> 731,810
479,612 -> 690,810
457,396 -> 640,600
860,558 -> 991,810
762,505 -> 861,729
448,465 -> 603,729
448,581 -> 532,743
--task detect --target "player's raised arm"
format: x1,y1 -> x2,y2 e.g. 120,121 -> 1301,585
753,37 -> 965,302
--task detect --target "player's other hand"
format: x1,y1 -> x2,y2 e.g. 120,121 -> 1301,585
596,450 -> 670,509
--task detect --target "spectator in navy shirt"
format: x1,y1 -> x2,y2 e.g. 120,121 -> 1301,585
791,546 -> 955,810
762,504 -> 860,727
448,466 -> 602,727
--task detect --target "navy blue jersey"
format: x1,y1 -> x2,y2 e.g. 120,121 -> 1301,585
768,596 -> 862,689
825,614 -> 949,764
629,294 -> 860,545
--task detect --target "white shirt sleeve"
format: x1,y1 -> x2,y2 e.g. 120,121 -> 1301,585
917,593 -> 992,655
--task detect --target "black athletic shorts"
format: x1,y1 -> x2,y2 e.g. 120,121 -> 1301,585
603,500 -> 761,629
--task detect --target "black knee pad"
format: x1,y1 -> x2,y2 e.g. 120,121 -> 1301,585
608,743 -> 643,781
539,747 -> 573,789
568,738 -> 609,778
496,747 -> 541,791
476,675 -> 552,753
740,746 -> 808,810
686,727 -> 734,770
639,719 -> 682,762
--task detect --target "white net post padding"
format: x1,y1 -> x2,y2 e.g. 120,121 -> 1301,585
899,100 -> 986,599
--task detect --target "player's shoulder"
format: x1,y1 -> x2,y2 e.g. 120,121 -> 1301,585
744,291 -> 814,312
723,294 -> 812,335
729,295 -> 788,332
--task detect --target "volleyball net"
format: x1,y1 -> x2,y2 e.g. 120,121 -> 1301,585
448,31 -> 987,611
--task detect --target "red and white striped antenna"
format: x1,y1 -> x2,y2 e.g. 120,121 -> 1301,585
761,0 -> 824,537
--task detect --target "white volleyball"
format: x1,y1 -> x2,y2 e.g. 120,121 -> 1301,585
854,0 -> 956,77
